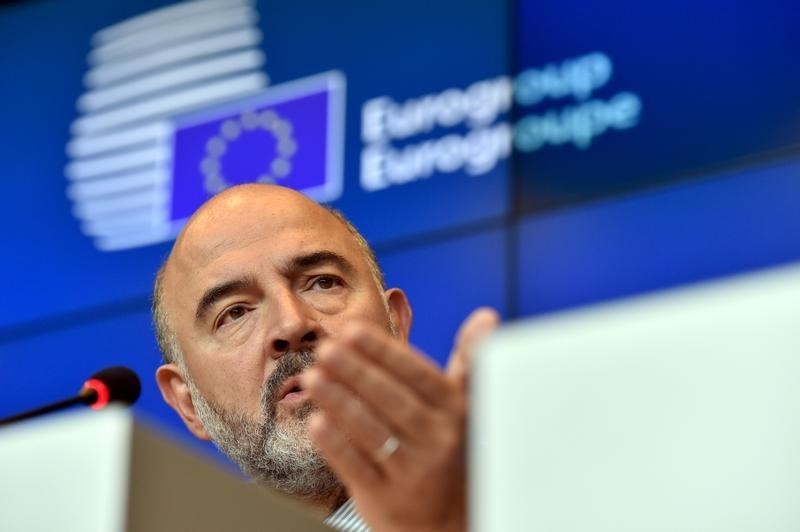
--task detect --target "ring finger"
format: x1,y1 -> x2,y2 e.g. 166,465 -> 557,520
301,366 -> 408,471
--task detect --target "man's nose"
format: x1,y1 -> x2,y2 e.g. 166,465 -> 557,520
267,291 -> 320,357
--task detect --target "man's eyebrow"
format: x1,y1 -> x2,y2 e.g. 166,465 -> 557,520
287,250 -> 355,276
195,276 -> 258,322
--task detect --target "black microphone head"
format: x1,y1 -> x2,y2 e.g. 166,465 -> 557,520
85,366 -> 142,407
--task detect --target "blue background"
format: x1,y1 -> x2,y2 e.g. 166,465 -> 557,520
514,0 -> 800,210
1,0 -> 799,462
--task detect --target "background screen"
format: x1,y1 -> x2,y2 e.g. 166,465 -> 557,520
1,0 -> 798,458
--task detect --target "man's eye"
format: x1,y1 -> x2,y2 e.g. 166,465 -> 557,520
313,276 -> 342,290
217,305 -> 248,327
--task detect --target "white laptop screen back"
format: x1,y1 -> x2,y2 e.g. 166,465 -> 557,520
472,264 -> 800,532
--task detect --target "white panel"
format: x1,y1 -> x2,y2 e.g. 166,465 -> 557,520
0,409 -> 132,532
65,145 -> 170,180
79,49 -> 265,113
90,5 -> 257,64
84,28 -> 262,87
92,0 -> 253,46
71,189 -> 167,219
472,263 -> 800,532
67,168 -> 169,201
67,122 -> 172,159
73,73 -> 266,134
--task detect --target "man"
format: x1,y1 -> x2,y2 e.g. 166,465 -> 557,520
153,183 -> 499,531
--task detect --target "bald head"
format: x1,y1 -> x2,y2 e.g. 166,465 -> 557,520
152,184 -> 385,366
173,185 -> 320,266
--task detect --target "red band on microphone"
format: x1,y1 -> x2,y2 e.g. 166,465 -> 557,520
83,378 -> 111,410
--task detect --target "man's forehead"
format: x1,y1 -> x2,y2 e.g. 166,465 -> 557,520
182,188 -> 334,252
164,185 -> 361,286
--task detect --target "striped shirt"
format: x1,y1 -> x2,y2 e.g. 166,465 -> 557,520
324,499 -> 370,532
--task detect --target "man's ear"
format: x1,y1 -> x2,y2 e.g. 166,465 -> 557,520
155,363 -> 211,441
385,287 -> 413,344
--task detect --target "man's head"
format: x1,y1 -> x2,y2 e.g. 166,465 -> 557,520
152,184 -> 412,508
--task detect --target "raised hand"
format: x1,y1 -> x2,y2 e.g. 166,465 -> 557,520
300,307 -> 500,532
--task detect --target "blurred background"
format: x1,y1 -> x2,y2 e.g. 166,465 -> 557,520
1,0 -> 798,456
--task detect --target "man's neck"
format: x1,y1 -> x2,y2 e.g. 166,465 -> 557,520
255,484 -> 348,523
303,485 -> 350,516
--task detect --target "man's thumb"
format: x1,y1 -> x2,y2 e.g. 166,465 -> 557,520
446,307 -> 501,389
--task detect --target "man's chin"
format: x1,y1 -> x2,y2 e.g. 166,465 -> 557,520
275,398 -> 316,425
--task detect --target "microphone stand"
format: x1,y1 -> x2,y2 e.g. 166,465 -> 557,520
0,388 -> 97,427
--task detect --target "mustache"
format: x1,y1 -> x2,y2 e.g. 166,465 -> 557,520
261,350 -> 316,408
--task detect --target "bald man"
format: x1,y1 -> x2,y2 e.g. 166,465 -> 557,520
152,184 -> 499,531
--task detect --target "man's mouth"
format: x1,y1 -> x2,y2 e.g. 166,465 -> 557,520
276,376 -> 307,404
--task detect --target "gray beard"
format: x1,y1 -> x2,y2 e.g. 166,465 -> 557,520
186,350 -> 343,503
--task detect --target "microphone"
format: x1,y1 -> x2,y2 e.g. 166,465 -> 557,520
0,366 -> 141,427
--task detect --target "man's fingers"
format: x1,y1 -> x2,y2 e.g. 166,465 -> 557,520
301,365 -> 412,465
307,411 -> 383,488
446,307 -> 501,387
311,339 -> 435,442
340,322 -> 451,408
